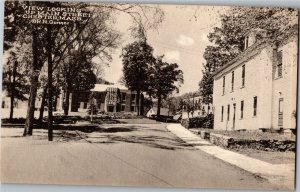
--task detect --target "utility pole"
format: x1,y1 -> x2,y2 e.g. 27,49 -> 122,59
47,24 -> 53,141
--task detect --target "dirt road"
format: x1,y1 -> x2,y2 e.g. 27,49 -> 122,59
1,124 -> 279,190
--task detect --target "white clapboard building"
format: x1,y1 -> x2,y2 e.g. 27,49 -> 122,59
212,27 -> 298,130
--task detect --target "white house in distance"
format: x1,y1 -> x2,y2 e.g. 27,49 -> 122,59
146,107 -> 171,117
213,27 -> 298,131
181,95 -> 212,119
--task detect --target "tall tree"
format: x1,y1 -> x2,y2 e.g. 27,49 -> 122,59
162,96 -> 177,116
57,8 -> 119,114
4,1 -> 45,135
121,40 -> 155,115
67,52 -> 98,113
2,50 -> 30,121
199,7 -> 298,104
149,56 -> 183,117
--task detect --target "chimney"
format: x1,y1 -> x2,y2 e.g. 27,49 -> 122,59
244,28 -> 267,50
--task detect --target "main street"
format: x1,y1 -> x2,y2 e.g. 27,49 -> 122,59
1,123 -> 278,190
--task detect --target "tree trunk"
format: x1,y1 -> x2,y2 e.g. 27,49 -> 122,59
9,92 -> 14,121
64,89 -> 70,115
53,94 -> 58,111
38,86 -> 47,123
157,94 -> 162,118
23,71 -> 39,136
9,64 -> 13,121
71,91 -> 79,112
23,30 -> 40,136
53,71 -> 60,111
136,90 -> 140,116
139,92 -> 142,115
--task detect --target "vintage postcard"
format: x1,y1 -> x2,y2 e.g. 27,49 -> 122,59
1,1 -> 298,191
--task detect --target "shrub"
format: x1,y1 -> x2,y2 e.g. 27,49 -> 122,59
87,104 -> 99,115
155,115 -> 176,122
44,115 -> 83,124
2,118 -> 39,124
203,114 -> 214,128
181,114 -> 214,129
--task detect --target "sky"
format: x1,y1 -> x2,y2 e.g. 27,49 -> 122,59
97,5 -> 230,95
1,3 -> 229,96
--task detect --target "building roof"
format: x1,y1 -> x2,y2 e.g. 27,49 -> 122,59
213,26 -> 298,79
243,28 -> 267,37
213,39 -> 269,79
91,84 -> 128,92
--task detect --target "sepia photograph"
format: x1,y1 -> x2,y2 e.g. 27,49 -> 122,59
0,1 -> 298,191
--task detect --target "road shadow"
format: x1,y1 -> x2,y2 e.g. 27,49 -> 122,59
56,125 -> 195,150
96,126 -> 137,133
115,119 -> 160,124
106,135 -> 195,150
1,135 -> 24,138
2,125 -> 196,151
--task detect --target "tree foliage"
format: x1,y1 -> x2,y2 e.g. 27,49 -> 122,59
121,40 -> 155,115
90,3 -> 164,40
4,1 -> 165,137
199,7 -> 298,104
121,40 -> 155,92
2,49 -> 31,120
121,41 -> 184,117
149,56 -> 183,117
3,49 -> 31,101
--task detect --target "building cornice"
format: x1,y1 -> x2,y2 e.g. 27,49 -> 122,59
213,25 -> 298,80
213,40 -> 270,80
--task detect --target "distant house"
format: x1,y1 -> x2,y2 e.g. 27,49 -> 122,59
213,28 -> 298,130
2,83 -> 144,114
181,95 -> 212,119
2,90 -> 41,111
146,107 -> 171,117
70,84 -> 144,113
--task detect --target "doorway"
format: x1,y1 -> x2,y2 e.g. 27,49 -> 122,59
233,103 -> 236,130
278,98 -> 284,127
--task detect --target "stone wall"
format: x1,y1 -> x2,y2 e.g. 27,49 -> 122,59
197,130 -> 295,152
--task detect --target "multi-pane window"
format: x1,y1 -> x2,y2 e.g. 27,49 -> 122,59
240,100 -> 244,119
231,71 -> 234,92
227,104 -> 230,121
221,106 -> 224,121
253,96 -> 257,116
122,93 -> 126,101
277,51 -> 283,78
242,65 -> 245,87
222,76 -> 226,95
